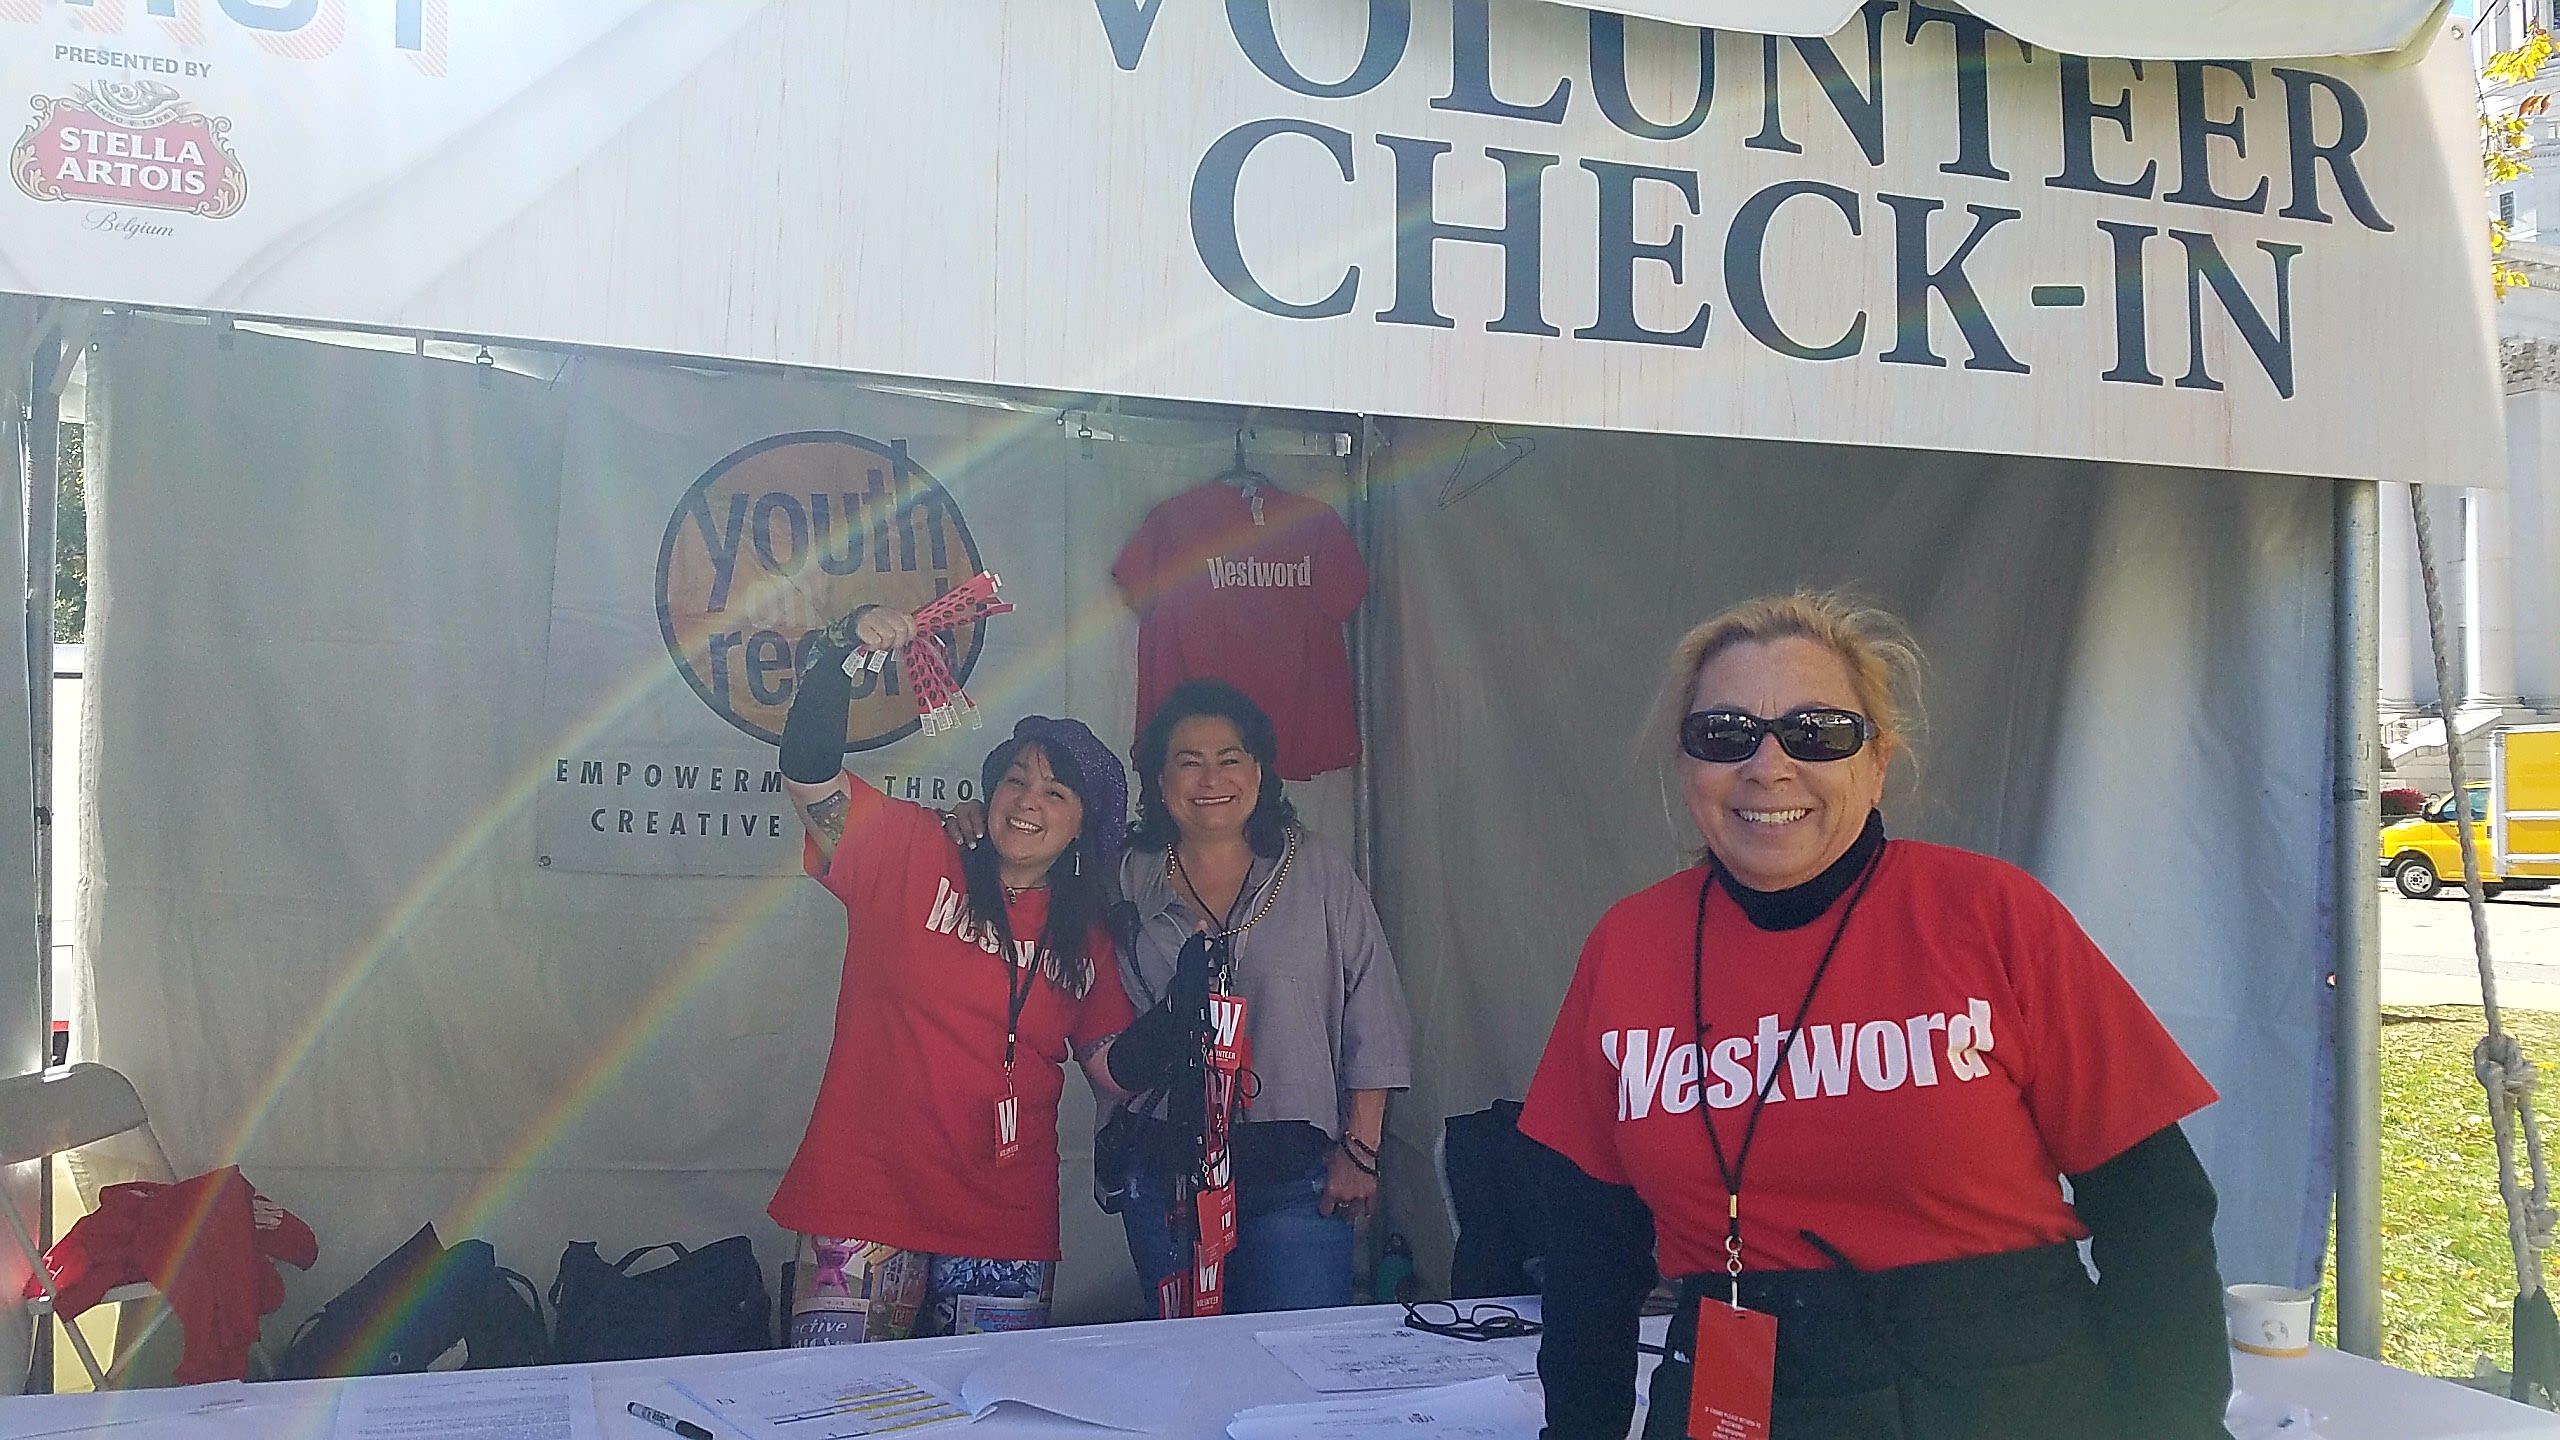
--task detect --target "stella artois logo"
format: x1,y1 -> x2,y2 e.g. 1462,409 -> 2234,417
12,81 -> 245,218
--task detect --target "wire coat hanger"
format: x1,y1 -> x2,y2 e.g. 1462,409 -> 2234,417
1216,430 -> 1274,525
1438,425 -> 1537,507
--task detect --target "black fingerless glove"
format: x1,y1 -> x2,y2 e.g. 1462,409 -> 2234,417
1106,933 -> 1223,1093
1106,1002 -> 1189,1093
779,635 -> 856,784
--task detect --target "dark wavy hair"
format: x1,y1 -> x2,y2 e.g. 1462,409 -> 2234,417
1129,679 -> 1297,859
961,736 -> 1106,998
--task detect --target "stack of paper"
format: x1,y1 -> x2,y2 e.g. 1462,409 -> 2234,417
1253,1323 -> 1538,1393
330,1369 -> 602,1440
1227,1377 -> 1541,1440
669,1358 -> 965,1439
661,1333 -> 1200,1438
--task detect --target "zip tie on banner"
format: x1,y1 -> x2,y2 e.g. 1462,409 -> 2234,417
845,572 -> 1016,733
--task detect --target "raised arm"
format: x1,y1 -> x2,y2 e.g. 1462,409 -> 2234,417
780,606 -> 917,870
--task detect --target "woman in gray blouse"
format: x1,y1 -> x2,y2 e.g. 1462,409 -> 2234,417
1108,679 -> 1412,1315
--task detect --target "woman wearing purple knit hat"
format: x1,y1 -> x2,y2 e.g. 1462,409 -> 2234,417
767,603 -> 1167,1344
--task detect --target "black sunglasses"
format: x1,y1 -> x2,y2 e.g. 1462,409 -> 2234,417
1680,707 -> 1875,764
1402,1300 -> 1541,1342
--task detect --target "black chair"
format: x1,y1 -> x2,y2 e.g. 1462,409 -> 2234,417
1438,1100 -> 1553,1300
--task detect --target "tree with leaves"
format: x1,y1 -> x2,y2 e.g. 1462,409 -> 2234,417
53,421 -> 84,645
2487,25 -> 2555,294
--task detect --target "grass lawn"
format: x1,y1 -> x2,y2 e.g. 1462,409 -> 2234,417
2320,1005 -> 2560,1378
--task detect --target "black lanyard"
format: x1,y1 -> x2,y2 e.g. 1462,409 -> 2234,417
1170,848 -> 1263,938
1687,846 -> 1883,1307
999,895 -> 1039,1072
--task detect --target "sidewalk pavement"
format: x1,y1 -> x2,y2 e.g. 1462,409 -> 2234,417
2382,884 -> 2560,1011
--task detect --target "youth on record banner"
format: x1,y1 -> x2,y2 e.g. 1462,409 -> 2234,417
537,362 -> 1077,875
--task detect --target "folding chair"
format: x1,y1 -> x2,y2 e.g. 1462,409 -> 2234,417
1440,1100 -> 1546,1300
0,1063 -> 179,1390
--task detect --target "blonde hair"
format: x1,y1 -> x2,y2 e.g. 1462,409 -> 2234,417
1649,592 -> 1925,769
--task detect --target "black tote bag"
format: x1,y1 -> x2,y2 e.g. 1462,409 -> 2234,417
547,1236 -> 771,1363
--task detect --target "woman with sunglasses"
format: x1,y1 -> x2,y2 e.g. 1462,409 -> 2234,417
1520,593 -> 2227,1440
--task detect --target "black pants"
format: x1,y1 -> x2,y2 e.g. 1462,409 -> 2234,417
1642,1244 -> 2116,1440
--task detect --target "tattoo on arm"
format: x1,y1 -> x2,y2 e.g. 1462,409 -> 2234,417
808,791 -> 850,850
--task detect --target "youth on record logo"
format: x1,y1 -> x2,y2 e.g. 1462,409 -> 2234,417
657,431 -> 986,750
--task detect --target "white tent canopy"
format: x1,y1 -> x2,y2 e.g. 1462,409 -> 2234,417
0,0 -> 2488,1377
1539,0 -> 2453,60
0,0 -> 2505,489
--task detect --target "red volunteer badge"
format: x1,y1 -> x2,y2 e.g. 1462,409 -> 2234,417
1687,1303 -> 1777,1439
1197,1184 -> 1236,1261
993,1093 -> 1021,1163
1206,992 -> 1248,1072
1192,1246 -> 1226,1315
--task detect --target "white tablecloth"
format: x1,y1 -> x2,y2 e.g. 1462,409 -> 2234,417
0,1303 -> 2550,1439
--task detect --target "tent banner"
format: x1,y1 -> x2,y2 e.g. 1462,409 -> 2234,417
0,0 -> 2501,488
1520,1 -> 2448,61
540,362 -> 1072,875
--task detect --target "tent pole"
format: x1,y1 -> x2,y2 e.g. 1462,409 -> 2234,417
2333,476 -> 2383,1358
1351,417 -> 1379,888
24,333 -> 57,1032
19,331 -> 57,1392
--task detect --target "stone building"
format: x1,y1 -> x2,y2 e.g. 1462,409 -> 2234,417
2388,5 -> 2560,789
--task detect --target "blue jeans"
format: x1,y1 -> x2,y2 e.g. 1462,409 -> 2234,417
1122,1158 -> 1354,1314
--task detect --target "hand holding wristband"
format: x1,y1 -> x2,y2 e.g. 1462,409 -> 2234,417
842,573 -> 1016,735
808,604 -> 882,666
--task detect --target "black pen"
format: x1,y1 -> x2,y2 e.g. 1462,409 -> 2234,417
626,1400 -> 717,1440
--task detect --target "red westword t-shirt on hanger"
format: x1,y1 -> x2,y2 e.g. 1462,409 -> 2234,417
768,780 -> 1135,1261
1519,840 -> 2218,1277
1114,482 -> 1367,779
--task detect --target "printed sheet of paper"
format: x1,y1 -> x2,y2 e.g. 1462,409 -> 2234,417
670,1356 -> 965,1439
0,1385 -> 322,1440
953,1332 -> 1199,1431
2224,1390 -> 2332,1440
1253,1323 -> 1539,1393
327,1368 -> 602,1440
1227,1377 -> 1541,1440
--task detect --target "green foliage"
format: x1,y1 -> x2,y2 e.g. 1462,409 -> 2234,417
2489,30 -> 2558,295
2317,1005 -> 2560,1379
53,421 -> 85,645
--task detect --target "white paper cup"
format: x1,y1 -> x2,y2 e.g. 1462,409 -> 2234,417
2225,1284 -> 2317,1357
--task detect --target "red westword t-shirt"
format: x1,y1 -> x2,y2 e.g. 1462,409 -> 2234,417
1519,840 -> 2218,1277
1113,482 -> 1367,779
768,779 -> 1135,1260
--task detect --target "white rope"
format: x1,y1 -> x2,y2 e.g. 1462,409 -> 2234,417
2410,484 -> 2556,1297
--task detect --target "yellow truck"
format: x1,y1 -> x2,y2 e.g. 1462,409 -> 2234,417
2380,724 -> 2560,900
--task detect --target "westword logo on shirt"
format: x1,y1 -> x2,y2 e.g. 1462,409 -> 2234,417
1204,554 -> 1313,589
922,876 -> 1040,965
1602,1000 -> 1998,1120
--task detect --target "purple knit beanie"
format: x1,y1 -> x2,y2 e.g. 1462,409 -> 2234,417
987,716 -> 1128,874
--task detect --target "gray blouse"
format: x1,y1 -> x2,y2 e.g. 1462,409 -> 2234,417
1114,827 -> 1413,1136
